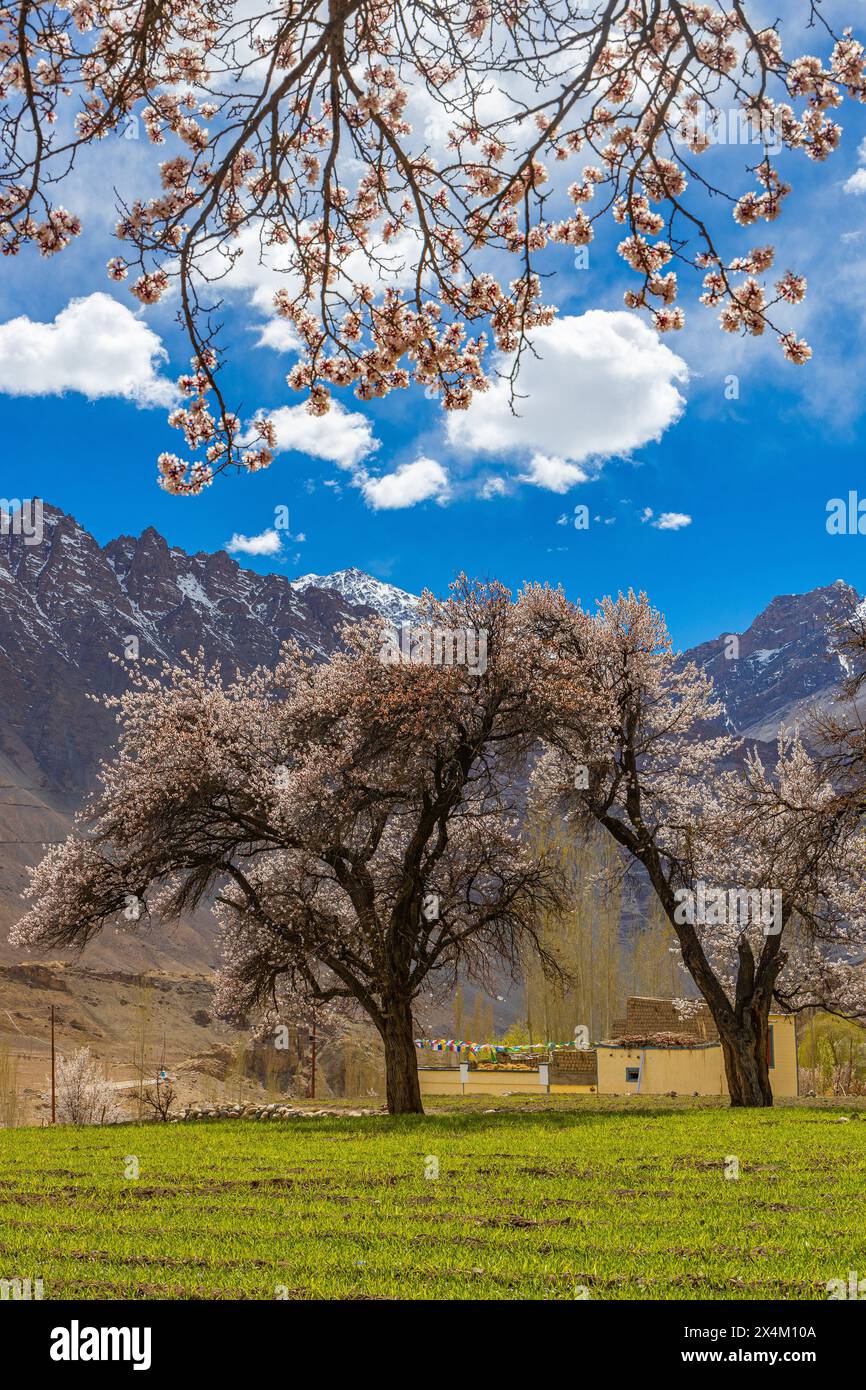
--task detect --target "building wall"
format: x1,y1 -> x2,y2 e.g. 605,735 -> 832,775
417,1068 -> 464,1096
460,1069 -> 548,1095
596,1015 -> 798,1098
417,1016 -> 798,1099
766,1014 -> 799,1098
623,996 -> 718,1041
417,1066 -> 548,1096
597,1044 -> 726,1096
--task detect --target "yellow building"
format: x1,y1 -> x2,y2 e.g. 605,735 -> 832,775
594,995 -> 798,1099
595,1017 -> 798,1098
417,997 -> 799,1100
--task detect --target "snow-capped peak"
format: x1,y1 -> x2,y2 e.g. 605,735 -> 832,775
290,567 -> 419,626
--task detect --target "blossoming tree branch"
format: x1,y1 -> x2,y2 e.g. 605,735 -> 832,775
2,1 -> 863,491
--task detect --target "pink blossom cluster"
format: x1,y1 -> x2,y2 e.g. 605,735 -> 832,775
159,351 -> 275,495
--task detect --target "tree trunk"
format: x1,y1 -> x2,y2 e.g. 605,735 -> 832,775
381,997 -> 424,1115
642,864 -> 778,1109
716,1011 -> 773,1107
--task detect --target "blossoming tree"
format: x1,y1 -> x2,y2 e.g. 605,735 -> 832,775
523,585 -> 866,1106
12,581 -> 568,1115
2,2 -> 863,491
13,575 -> 866,1109
50,1046 -> 125,1125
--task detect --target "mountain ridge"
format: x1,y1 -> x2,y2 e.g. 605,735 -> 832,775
290,566 -> 419,626
0,503 -> 402,967
684,579 -> 855,741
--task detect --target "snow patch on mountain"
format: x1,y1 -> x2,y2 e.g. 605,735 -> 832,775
177,573 -> 219,614
291,567 -> 419,626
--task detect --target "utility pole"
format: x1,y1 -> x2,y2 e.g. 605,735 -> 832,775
50,1005 -> 56,1125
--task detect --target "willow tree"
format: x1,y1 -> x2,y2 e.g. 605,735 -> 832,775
3,3 -> 862,490
522,819 -> 626,1043
12,580 -> 567,1114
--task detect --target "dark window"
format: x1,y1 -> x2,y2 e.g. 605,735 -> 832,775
625,1067 -> 640,1083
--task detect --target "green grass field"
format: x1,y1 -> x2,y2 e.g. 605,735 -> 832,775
1,1096 -> 865,1299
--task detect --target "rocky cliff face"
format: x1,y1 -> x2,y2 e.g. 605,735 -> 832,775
0,505 -> 392,796
682,580 -> 855,740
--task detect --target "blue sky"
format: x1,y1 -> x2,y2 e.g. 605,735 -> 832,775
3,9 -> 866,650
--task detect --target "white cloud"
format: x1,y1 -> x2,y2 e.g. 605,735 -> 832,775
200,225 -> 290,315
845,137 -> 866,196
519,452 -> 589,493
258,401 -> 378,471
0,293 -> 173,405
653,511 -> 691,531
255,318 -> 301,353
446,311 -> 688,488
250,402 -> 446,510
361,456 -> 450,510
225,528 -> 283,556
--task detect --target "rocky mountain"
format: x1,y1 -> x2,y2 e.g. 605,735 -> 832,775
0,506 -> 411,795
682,580 -> 855,741
291,566 -> 419,626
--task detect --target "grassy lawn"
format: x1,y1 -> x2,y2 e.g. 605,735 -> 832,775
1,1096 -> 864,1300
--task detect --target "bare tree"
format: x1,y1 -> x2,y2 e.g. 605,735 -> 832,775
141,1059 -> 178,1122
